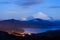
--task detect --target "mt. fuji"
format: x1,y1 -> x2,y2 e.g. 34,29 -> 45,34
19,12 -> 53,21
33,12 -> 51,20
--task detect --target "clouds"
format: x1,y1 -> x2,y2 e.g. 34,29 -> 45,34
20,17 -> 27,21
20,1 -> 40,6
49,6 -> 60,8
0,2 -> 11,4
0,0 -> 60,20
0,0 -> 43,8
15,0 -> 43,7
6,11 -> 18,14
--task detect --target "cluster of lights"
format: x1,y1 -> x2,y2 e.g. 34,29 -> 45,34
7,31 -> 32,37
28,33 -> 32,35
20,32 -> 32,37
13,32 -> 32,37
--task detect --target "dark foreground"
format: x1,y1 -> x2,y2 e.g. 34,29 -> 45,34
0,30 -> 60,40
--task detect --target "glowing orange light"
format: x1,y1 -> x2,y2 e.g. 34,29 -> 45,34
22,34 -> 25,37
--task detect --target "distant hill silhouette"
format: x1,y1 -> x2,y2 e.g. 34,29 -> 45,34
0,30 -> 60,40
0,19 -> 60,33
0,19 -> 60,29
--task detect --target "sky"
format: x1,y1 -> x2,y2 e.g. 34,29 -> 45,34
0,0 -> 60,20
0,0 -> 60,33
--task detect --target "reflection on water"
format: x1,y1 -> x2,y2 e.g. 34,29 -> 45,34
23,26 -> 60,33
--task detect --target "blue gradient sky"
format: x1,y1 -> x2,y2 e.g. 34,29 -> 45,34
0,0 -> 60,20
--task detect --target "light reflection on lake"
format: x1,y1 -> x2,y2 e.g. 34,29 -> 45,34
23,26 -> 60,33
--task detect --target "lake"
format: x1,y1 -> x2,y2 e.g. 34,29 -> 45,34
23,26 -> 60,33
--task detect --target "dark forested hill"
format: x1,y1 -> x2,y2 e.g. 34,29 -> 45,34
0,30 -> 60,40
0,19 -> 60,28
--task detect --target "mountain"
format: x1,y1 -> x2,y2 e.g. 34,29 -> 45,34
0,19 -> 60,28
0,19 -> 50,29
28,18 -> 54,27
0,19 -> 25,34
0,19 -> 60,34
27,12 -> 53,20
0,30 -> 60,40
32,12 -> 51,20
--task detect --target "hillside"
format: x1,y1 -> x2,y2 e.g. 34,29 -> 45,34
0,30 -> 60,40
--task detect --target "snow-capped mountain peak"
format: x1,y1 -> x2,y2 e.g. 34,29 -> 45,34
33,12 -> 51,20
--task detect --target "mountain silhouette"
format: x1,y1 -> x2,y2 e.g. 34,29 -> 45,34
0,30 -> 60,40
0,19 -> 60,29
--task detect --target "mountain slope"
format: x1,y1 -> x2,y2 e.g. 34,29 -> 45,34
0,19 -> 60,33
